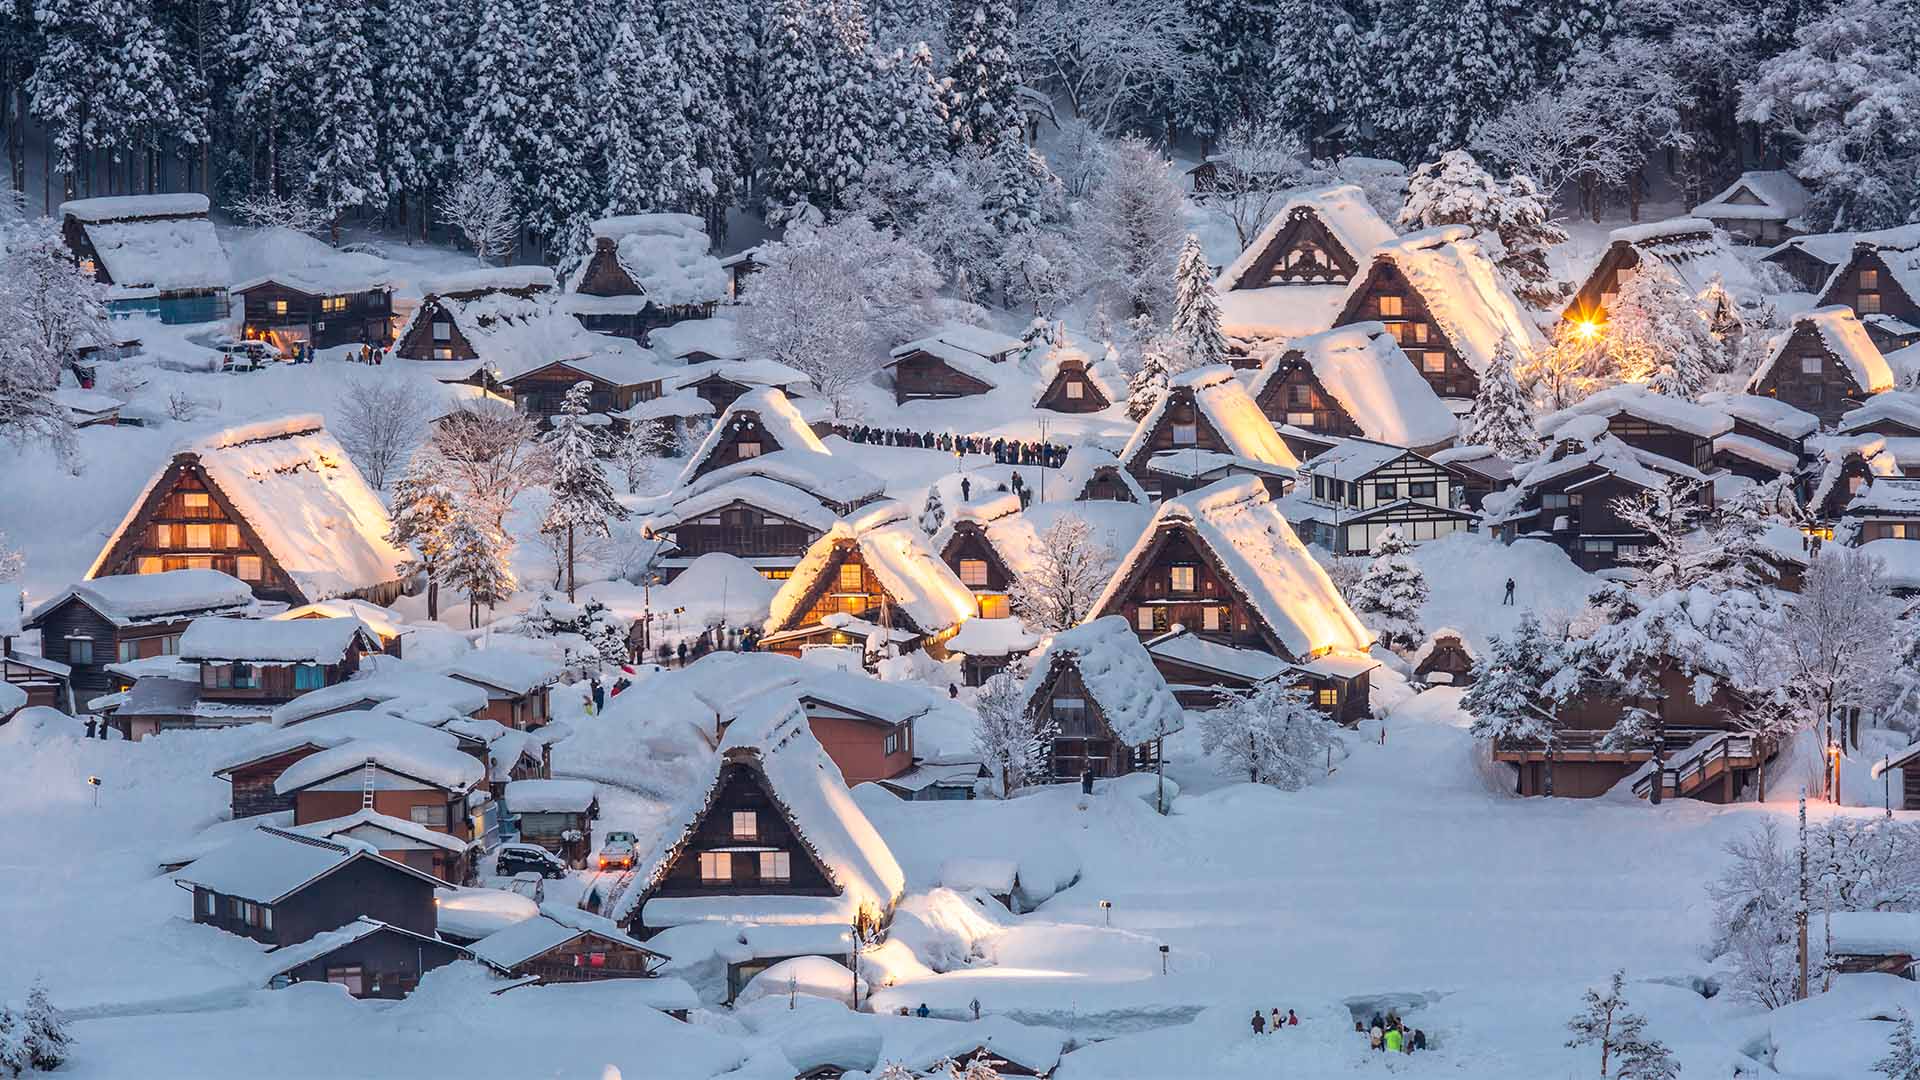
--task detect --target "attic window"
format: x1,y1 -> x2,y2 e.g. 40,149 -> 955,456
1378,295 -> 1403,318
433,322 -> 451,341
959,559 -> 989,586
1172,422 -> 1198,446
270,300 -> 288,316
736,441 -> 763,459
837,564 -> 864,592
1860,293 -> 1882,314
731,811 -> 757,839
321,296 -> 347,314
1065,381 -> 1084,399
1170,565 -> 1196,592
1421,352 -> 1447,374
237,556 -> 262,581
433,347 -> 453,360
1800,356 -> 1823,375
1861,270 -> 1880,290
699,852 -> 732,883
1287,412 -> 1315,427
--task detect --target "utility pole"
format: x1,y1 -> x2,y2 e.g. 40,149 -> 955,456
1796,788 -> 1809,1001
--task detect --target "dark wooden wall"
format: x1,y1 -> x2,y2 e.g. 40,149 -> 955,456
648,763 -> 836,899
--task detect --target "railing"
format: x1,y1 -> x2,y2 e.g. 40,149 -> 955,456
1494,726 -> 1728,760
1632,734 -> 1760,799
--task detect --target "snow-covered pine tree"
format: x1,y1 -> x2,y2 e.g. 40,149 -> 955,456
521,0 -> 602,257
614,418 -> 676,495
958,1051 -> 1003,1080
227,0 -> 306,194
870,0 -> 940,48
1170,234 -> 1228,369
1463,611 -> 1575,790
944,0 -> 1019,147
1530,317 -> 1607,410
377,0 -> 449,231
1125,333 -> 1177,421
1613,1023 -> 1680,1080
1878,1009 -> 1920,1080
597,11 -> 702,220
1564,969 -> 1631,1076
1265,0 -> 1361,144
303,0 -> 384,235
918,485 -> 946,534
1603,259 -> 1716,398
1347,526 -> 1428,653
22,978 -> 70,1072
1398,150 -> 1568,307
456,0 -> 532,204
386,457 -> 460,621
759,0 -> 828,211
819,0 -> 882,210
438,509 -> 517,629
658,0 -> 746,237
0,1004 -> 27,1079
102,0 -> 198,180
982,126 -> 1060,240
539,381 -> 630,602
871,1062 -> 918,1080
1459,335 -> 1537,460
26,0 -> 111,187
1373,0 -> 1534,159
880,42 -> 952,171
1200,679 -> 1333,789
0,530 -> 23,582
1009,514 -> 1116,632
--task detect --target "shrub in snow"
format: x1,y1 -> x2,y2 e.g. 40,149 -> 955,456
919,486 -> 947,535
1009,514 -> 1116,633
1565,969 -> 1650,1076
1878,1009 -> 1920,1080
1703,819 -> 1806,1009
437,509 -> 517,629
1464,611 -> 1579,790
1201,680 -> 1333,790
615,419 -> 680,496
1347,527 -> 1427,654
23,978 -> 69,1072
873,1063 -> 916,1080
438,171 -> 518,265
0,1005 -> 26,1078
1601,261 -> 1717,399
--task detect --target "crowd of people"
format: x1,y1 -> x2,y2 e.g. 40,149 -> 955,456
836,425 -> 1071,468
1360,1011 -> 1427,1054
1250,1007 -> 1298,1035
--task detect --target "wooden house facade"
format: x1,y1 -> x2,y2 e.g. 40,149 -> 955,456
23,570 -> 255,712
238,280 -> 393,351
1689,171 -> 1809,245
1290,440 -> 1474,554
564,214 -> 726,342
1817,242 -> 1920,352
281,749 -> 484,856
87,417 -> 410,607
1412,630 -> 1475,687
59,194 -> 230,324
885,324 -> 1024,404
503,780 -> 599,867
1020,618 -> 1184,783
938,518 -> 1018,620
760,523 -> 975,658
1119,366 -> 1301,501
501,358 -> 664,428
1748,307 -> 1894,426
470,913 -> 668,983
267,918 -> 468,999
1033,352 -> 1112,413
1490,436 -> 1713,572
175,827 -> 443,947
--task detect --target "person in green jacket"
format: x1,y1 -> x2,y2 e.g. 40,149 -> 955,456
1384,1027 -> 1403,1053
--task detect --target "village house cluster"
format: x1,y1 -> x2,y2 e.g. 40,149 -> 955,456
7,164 -> 1920,1063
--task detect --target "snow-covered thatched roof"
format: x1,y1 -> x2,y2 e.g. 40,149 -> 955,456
1749,306 -> 1894,395
28,569 -> 255,627
1691,171 -> 1811,224
392,291 -> 622,383
1357,225 -> 1545,373
1049,446 -> 1147,503
86,415 -> 411,604
650,316 -> 747,361
1595,217 -> 1777,312
1095,477 -> 1374,660
764,515 -> 978,638
574,213 -> 727,306
1249,322 -> 1455,448
677,389 -> 828,487
62,193 -> 229,295
1699,391 -> 1819,440
228,227 -> 395,295
649,475 -> 842,537
1486,434 -> 1707,524
1217,183 -> 1397,292
470,907 -> 665,972
416,265 -> 556,297
1120,366 -> 1301,470
1538,384 -> 1734,441
1022,616 -> 1185,744
901,1016 -> 1070,1075
618,695 -> 905,929
1031,339 -> 1125,406
890,322 -> 1025,363
441,649 -> 563,697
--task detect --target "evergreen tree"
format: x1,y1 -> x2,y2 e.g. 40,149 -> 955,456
1399,150 -> 1569,308
1373,0 -> 1535,158
27,0 -> 118,187
538,381 -> 629,602
919,484 -> 946,533
1614,1026 -> 1680,1080
880,42 -> 951,171
1177,0 -> 1273,145
522,0 -> 601,255
871,0 -> 942,48
103,0 -> 198,182
659,0 -> 745,236
945,0 -> 1019,147
1125,334 -> 1177,421
22,978 -> 70,1072
378,0 -> 450,229
1464,611 -> 1576,792
1347,526 -> 1428,653
1266,0 -> 1362,143
386,457 -> 460,621
1603,260 -> 1717,398
982,126 -> 1061,241
760,0 -> 828,211
0,1004 -> 27,1079
819,0 -> 881,209
456,0 -> 531,206
227,0 -> 306,193
304,0 -> 384,233
438,509 -> 516,628
1459,336 -> 1537,460
1877,1008 -> 1920,1080
1565,969 -> 1632,1076
1170,234 -> 1227,369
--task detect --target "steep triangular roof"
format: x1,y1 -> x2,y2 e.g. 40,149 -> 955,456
1020,616 -> 1185,744
763,509 -> 978,638
1749,306 -> 1894,396
617,695 -> 905,929
1050,446 -> 1147,503
1119,366 -> 1302,472
1340,226 -> 1546,374
1093,477 -> 1374,660
1217,184 -> 1398,291
1248,322 -> 1455,448
677,388 -> 828,486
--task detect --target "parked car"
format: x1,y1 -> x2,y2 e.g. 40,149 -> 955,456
213,339 -> 285,371
496,842 -> 568,880
506,871 -> 545,904
597,831 -> 640,871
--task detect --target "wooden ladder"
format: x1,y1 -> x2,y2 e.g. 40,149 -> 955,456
360,758 -> 377,810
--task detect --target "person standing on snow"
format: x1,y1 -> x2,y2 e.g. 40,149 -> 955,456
1369,1023 -> 1383,1050
592,678 -> 606,715
1288,1009 -> 1298,1026
1251,1011 -> 1266,1036
1270,1009 -> 1282,1033
1384,1026 -> 1403,1053
1503,577 -> 1516,605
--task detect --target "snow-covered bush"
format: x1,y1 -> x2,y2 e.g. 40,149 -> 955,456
1008,515 -> 1115,633
1200,680 -> 1334,790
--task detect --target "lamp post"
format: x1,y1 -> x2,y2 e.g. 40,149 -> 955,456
1098,899 -> 1111,927
87,775 -> 101,808
1159,944 -> 1170,975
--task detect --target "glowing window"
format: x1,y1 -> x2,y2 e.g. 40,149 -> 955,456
731,811 -> 757,839
837,564 -> 864,592
699,852 -> 732,883
959,559 -> 989,586
1421,352 -> 1447,374
236,556 -> 263,581
1317,688 -> 1337,707
1065,381 -> 1084,399
1170,565 -> 1196,592
1377,295 -> 1403,317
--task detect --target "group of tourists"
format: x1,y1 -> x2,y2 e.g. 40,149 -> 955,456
1249,1008 -> 1299,1035
1360,1012 -> 1427,1054
837,425 -> 1070,468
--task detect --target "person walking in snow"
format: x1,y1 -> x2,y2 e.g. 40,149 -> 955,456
970,997 -> 981,1020
1288,1009 -> 1298,1027
1270,1009 -> 1282,1033
1369,1023 -> 1383,1050
1502,578 -> 1516,605
1413,1029 -> 1427,1051
916,1003 -> 930,1018
960,477 -> 972,501
591,678 -> 606,715
1251,1011 -> 1265,1036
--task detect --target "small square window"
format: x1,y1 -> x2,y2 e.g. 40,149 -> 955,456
185,524 -> 212,549
270,300 -> 288,316
137,556 -> 163,574
1170,565 -> 1196,592
1171,422 -> 1198,446
68,638 -> 94,664
1065,381 -> 1084,399
1421,352 -> 1447,374
1858,293 -> 1881,314
736,441 -> 763,459
837,564 -> 864,592
1317,688 -> 1338,707
409,804 -> 449,828
1136,606 -> 1155,631
293,664 -> 324,690
1378,295 -> 1403,317
699,852 -> 732,883
1801,356 -> 1823,375
1376,483 -> 1397,500
1202,606 -> 1222,631
118,640 -> 139,663
433,347 -> 454,360
184,492 -> 209,511
433,322 -> 452,341
759,851 -> 791,883
959,559 -> 989,586
236,556 -> 262,581
1861,269 -> 1880,290
731,811 -> 757,839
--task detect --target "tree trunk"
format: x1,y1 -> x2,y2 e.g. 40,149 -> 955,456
427,579 -> 440,622
565,526 -> 577,602
1545,744 -> 1555,798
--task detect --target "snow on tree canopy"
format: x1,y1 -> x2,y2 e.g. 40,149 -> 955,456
1356,225 -> 1545,373
178,615 -> 375,663
1120,365 -> 1302,471
1537,384 -> 1734,441
617,694 -> 906,928
59,193 -> 229,295
575,213 -> 727,306
30,569 -> 255,626
87,415 -> 411,603
227,227 -> 395,295
502,778 -> 598,814
273,735 -> 487,795
1749,306 -> 1894,395
1096,477 -> 1375,661
1691,171 -> 1812,225
1020,615 -> 1185,744
1249,322 -> 1455,448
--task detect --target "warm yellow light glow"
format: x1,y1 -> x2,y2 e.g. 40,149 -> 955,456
1575,319 -> 1600,341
